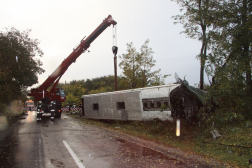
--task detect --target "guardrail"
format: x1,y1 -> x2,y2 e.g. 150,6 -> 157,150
16,107 -> 82,113
17,107 -> 37,111
61,107 -> 81,112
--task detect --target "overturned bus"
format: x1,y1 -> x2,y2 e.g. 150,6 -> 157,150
80,80 -> 205,122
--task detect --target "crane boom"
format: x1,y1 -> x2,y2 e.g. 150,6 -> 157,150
29,15 -> 117,102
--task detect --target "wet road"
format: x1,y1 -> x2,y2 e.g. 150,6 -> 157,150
0,112 -> 217,168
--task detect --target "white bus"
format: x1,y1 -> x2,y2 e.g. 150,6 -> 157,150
81,81 -> 204,121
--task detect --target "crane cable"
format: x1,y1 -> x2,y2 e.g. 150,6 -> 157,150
112,25 -> 118,56
112,25 -> 117,46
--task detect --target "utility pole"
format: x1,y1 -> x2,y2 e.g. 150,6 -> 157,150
112,46 -> 118,91
112,25 -> 118,91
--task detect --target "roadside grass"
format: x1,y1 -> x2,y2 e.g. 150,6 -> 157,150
68,114 -> 252,167
0,107 -> 26,134
193,122 -> 252,167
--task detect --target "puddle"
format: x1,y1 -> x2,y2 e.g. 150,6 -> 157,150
116,138 -> 126,143
51,159 -> 64,168
0,116 -> 9,131
19,117 -> 26,120
114,137 -> 185,166
0,117 -> 45,168
0,125 -> 20,167
42,124 -> 49,127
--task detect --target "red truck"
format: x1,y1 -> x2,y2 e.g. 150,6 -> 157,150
28,15 -> 117,120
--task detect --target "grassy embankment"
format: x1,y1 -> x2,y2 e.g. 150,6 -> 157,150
0,105 -> 26,134
68,113 -> 252,167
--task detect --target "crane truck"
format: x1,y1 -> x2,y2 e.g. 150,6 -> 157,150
28,15 -> 117,120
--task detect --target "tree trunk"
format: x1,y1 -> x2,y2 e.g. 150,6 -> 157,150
200,26 -> 207,90
199,0 -> 208,90
132,56 -> 136,88
242,0 -> 251,97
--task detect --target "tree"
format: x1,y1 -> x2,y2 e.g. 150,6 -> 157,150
119,40 -> 164,89
0,27 -> 44,105
172,0 -> 216,90
58,77 -> 116,106
172,0 -> 252,123
208,0 -> 252,95
203,0 -> 252,121
149,74 -> 171,86
64,93 -> 79,106
138,39 -> 162,87
119,42 -> 140,88
59,80 -> 86,106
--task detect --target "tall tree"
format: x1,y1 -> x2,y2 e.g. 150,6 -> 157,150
172,0 -> 216,90
138,39 -> 161,87
206,0 -> 252,92
180,0 -> 252,124
0,27 -> 44,105
119,40 -> 164,89
204,0 -> 252,119
119,42 -> 140,89
172,0 -> 252,122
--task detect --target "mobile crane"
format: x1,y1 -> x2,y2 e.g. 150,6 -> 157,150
28,15 -> 117,120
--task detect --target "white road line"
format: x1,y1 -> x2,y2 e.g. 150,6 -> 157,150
62,141 -> 85,168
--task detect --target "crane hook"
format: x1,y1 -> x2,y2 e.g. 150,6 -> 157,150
112,46 -> 118,55
112,25 -> 118,55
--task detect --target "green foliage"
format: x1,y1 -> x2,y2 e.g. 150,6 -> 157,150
0,27 -> 44,106
172,0 -> 217,90
119,40 -> 166,88
194,83 -> 210,91
119,42 -> 140,88
58,80 -> 86,106
200,62 -> 252,124
85,76 -> 115,91
160,104 -> 168,112
58,75 -> 128,106
149,74 -> 171,86
89,86 -> 112,94
65,93 -> 80,106
200,0 -> 252,123
173,0 -> 252,124
138,39 -> 163,87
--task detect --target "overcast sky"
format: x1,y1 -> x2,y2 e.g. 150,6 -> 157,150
1,0 -> 209,89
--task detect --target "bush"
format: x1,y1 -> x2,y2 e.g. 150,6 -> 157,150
0,102 -> 6,114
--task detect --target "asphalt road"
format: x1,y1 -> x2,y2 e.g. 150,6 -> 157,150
0,112 -> 220,168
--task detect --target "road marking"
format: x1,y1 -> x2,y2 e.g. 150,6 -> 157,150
62,141 -> 85,168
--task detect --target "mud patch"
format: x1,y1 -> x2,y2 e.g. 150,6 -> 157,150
51,159 -> 65,168
42,123 -> 49,127
114,137 -> 185,166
